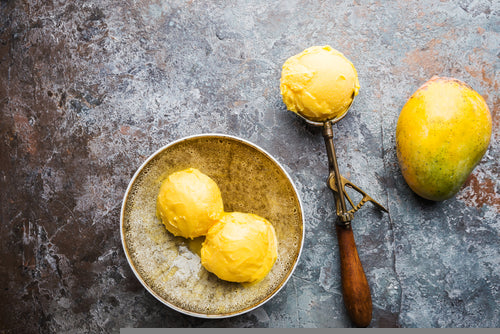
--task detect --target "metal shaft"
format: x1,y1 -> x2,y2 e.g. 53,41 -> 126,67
322,121 -> 352,225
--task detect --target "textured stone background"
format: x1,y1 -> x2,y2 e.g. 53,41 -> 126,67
1,0 -> 498,331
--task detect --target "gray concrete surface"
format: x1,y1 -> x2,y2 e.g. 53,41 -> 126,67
1,0 -> 498,330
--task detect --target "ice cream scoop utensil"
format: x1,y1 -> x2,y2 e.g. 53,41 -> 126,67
322,119 -> 387,327
297,110 -> 387,327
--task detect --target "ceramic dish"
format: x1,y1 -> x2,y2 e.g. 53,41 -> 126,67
120,134 -> 304,318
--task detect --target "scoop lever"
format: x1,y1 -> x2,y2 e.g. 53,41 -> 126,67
327,173 -> 389,217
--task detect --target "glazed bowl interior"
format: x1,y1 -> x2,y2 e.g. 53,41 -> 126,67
120,134 -> 304,318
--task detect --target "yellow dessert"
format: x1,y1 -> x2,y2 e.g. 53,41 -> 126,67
156,168 -> 224,239
280,45 -> 360,122
201,212 -> 278,283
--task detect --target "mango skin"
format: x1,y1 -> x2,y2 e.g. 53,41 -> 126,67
396,76 -> 492,201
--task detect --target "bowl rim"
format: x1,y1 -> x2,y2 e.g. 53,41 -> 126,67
120,133 -> 305,318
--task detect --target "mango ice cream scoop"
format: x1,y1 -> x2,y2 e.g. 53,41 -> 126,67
201,212 -> 278,283
280,45 -> 360,123
156,168 -> 224,239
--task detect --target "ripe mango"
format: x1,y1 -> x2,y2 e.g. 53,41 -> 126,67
396,76 -> 492,201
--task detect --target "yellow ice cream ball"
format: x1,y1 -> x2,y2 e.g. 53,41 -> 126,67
201,212 -> 278,283
280,45 -> 360,122
156,168 -> 224,239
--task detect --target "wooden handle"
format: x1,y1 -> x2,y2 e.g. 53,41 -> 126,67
336,224 -> 372,327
